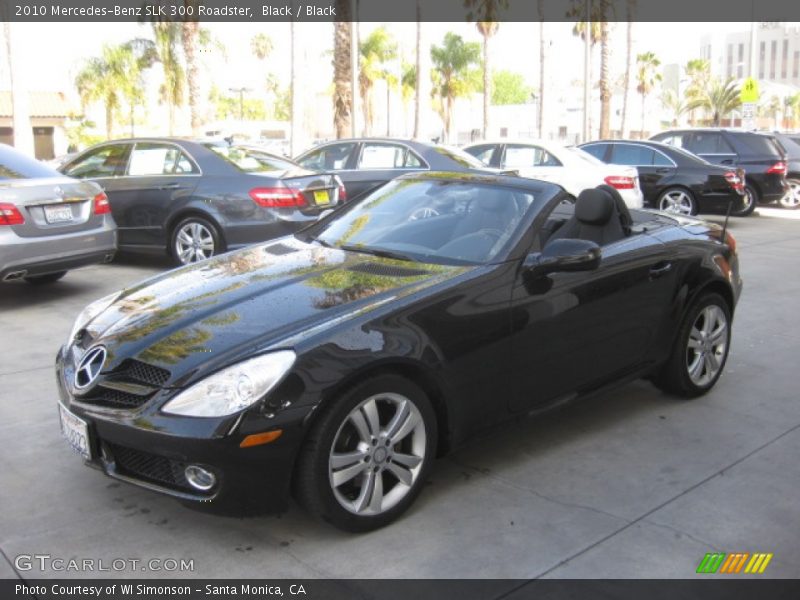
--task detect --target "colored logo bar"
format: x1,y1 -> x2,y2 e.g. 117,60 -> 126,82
696,553 -> 773,574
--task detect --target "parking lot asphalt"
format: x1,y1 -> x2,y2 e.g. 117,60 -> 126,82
1,208 -> 799,581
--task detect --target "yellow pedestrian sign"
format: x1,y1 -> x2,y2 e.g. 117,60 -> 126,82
740,78 -> 760,103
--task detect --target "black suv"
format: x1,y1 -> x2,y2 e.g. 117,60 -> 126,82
764,132 -> 800,208
650,129 -> 788,216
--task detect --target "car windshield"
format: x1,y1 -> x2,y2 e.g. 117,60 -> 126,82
432,145 -> 488,169
567,146 -> 606,166
205,144 -> 299,173
305,179 -> 540,265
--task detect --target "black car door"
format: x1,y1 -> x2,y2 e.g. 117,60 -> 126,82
684,131 -> 738,166
509,203 -> 678,413
108,142 -> 201,247
60,142 -> 132,222
609,143 -> 677,203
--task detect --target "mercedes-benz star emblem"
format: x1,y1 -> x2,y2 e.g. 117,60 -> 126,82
74,346 -> 107,390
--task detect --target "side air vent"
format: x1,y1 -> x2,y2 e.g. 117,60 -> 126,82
264,243 -> 298,256
346,262 -> 431,278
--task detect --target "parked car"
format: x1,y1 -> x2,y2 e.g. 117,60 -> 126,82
294,138 -> 500,201
650,128 -> 788,216
59,139 -> 344,265
0,144 -> 116,284
579,140 -> 746,216
463,139 -> 644,209
56,172 -> 740,531
762,132 -> 800,208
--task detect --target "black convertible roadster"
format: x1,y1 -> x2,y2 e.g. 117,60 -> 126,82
56,172 -> 741,531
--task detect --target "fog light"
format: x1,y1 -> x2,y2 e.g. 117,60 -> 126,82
184,465 -> 216,491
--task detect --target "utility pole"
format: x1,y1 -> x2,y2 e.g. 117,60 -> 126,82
229,87 -> 251,122
582,0 -> 592,143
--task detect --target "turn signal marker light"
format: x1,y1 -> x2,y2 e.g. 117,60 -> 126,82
240,430 -> 283,448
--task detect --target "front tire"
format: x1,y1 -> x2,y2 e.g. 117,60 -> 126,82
658,188 -> 696,216
653,293 -> 732,398
170,216 -> 223,266
294,374 -> 437,532
731,184 -> 757,216
779,178 -> 800,209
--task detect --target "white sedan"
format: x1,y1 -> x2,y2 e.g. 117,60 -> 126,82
464,140 -> 644,209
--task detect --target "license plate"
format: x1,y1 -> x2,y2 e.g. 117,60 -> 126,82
313,190 -> 330,205
44,204 -> 73,224
59,404 -> 92,460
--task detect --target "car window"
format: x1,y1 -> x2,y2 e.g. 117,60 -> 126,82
653,133 -> 686,149
610,144 -> 656,166
686,132 -> 734,155
0,145 -> 63,179
504,144 -> 562,167
652,150 -> 673,166
310,179 -> 543,265
128,143 -> 198,176
464,144 -> 496,165
358,143 -> 424,169
62,144 -> 130,178
207,144 -> 299,173
296,142 -> 356,170
581,143 -> 609,161
738,134 -> 784,158
431,145 -> 487,168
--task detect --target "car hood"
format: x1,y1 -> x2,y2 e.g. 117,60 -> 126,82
83,237 -> 471,384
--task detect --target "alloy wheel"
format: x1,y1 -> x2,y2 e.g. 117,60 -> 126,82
659,190 -> 694,215
779,179 -> 800,209
328,392 -> 426,516
175,222 -> 216,264
686,305 -> 729,387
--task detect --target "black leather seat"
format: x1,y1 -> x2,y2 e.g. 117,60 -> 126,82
547,187 -> 628,246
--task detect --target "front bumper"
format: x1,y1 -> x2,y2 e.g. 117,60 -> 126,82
54,347 -> 308,515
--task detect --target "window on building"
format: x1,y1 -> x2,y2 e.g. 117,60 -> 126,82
794,50 -> 800,78
738,43 -> 745,78
759,41 -> 766,79
770,40 -> 777,79
782,40 -> 789,79
727,44 -> 733,78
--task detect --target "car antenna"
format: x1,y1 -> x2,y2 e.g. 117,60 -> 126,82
721,195 -> 733,243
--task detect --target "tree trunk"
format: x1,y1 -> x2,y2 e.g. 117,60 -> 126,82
538,3 -> 545,139
105,99 -> 114,140
4,23 -> 34,155
290,18 -> 299,154
482,34 -> 490,139
360,75 -> 371,136
444,96 -> 452,143
182,19 -> 202,137
413,4 -> 421,138
332,4 -> 352,139
621,5 -> 633,137
640,93 -> 646,139
598,17 -> 611,139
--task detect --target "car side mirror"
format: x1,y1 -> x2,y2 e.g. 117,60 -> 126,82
524,239 -> 601,278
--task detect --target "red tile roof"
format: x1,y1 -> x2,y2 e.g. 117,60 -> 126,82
0,91 -> 73,118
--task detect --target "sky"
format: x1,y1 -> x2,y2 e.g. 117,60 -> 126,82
0,20 -> 751,97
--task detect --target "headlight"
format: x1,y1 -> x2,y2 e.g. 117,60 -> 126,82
162,351 -> 296,417
68,292 -> 120,343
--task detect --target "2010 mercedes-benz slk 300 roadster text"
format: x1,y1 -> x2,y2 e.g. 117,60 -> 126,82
55,172 -> 741,531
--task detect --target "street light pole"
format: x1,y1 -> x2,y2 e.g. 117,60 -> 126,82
229,87 -> 251,124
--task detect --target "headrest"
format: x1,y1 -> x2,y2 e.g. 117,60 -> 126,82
596,184 -> 633,233
575,189 -> 614,225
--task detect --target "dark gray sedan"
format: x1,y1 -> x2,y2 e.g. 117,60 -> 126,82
0,144 -> 116,284
60,139 -> 343,265
294,138 -> 500,202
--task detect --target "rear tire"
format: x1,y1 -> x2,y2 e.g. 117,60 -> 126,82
657,188 -> 697,216
170,216 -> 224,266
779,178 -> 800,209
653,293 -> 732,398
731,184 -> 757,216
294,374 -> 437,532
24,271 -> 67,285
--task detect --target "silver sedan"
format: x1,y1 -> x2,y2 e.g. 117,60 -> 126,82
0,144 -> 116,284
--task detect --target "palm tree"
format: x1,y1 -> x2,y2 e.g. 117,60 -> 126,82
75,42 -> 154,139
597,9 -> 612,139
358,27 -> 398,136
620,0 -> 635,137
636,51 -> 661,138
689,78 -> 741,126
152,22 -> 185,135
572,19 -> 601,137
684,58 -> 710,125
537,0 -> 546,138
332,1 -> 353,138
181,2 -> 202,136
2,23 -> 33,155
430,32 -> 481,142
465,0 -> 508,139
401,63 -> 416,136
251,32 -> 273,61
785,93 -> 800,129
760,95 -> 782,129
413,0 -> 422,138
661,88 -> 689,127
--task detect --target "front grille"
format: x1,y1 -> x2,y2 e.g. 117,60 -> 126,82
108,443 -> 193,492
109,359 -> 170,386
79,388 -> 151,409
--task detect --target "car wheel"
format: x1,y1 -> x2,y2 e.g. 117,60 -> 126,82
170,216 -> 223,266
654,293 -> 732,398
779,178 -> 800,209
24,271 -> 67,285
657,188 -> 696,216
731,184 -> 757,217
294,374 -> 437,532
